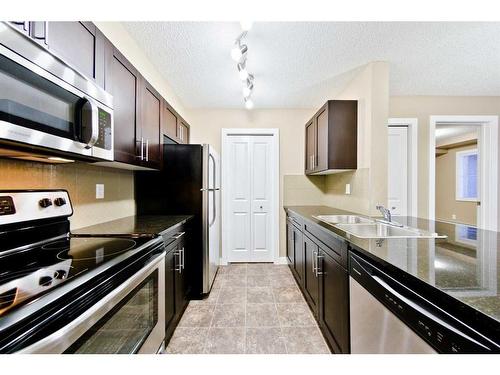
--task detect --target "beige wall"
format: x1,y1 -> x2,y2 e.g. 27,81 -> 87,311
389,96 -> 500,221
323,62 -> 389,216
189,108 -> 315,258
0,159 -> 135,230
188,62 -> 390,258
436,144 -> 478,225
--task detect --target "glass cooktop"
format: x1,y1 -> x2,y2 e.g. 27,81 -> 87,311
0,236 -> 153,318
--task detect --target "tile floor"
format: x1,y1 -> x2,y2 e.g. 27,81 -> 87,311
165,263 -> 330,354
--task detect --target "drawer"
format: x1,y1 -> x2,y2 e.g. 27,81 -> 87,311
303,219 -> 348,268
286,210 -> 303,230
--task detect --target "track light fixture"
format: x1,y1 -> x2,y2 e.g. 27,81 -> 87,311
231,23 -> 255,109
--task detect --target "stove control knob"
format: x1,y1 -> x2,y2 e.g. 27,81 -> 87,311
54,270 -> 67,280
39,198 -> 53,208
39,276 -> 53,286
54,197 -> 67,207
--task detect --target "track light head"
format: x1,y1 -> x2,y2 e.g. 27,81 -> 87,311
231,43 -> 248,62
237,63 -> 249,81
243,77 -> 254,98
244,97 -> 254,110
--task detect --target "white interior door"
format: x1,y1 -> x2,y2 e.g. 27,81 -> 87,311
388,126 -> 408,216
225,135 -> 275,262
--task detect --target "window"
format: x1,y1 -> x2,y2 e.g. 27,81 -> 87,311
456,149 -> 478,201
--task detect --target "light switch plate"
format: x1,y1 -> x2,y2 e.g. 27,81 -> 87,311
96,184 -> 104,199
452,214 -> 457,220
345,183 -> 351,195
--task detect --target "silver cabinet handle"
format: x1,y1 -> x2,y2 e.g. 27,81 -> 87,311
145,139 -> 149,161
181,247 -> 185,270
171,232 -> 185,240
316,252 -> 324,276
138,137 -> 144,160
312,250 -> 317,274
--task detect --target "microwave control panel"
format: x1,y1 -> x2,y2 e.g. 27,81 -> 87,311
95,108 -> 112,151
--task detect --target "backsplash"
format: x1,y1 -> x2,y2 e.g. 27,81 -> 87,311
0,159 -> 135,230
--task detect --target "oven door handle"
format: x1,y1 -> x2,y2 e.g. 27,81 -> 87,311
18,253 -> 165,354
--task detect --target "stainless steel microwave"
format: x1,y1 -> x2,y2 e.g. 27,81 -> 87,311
0,22 -> 114,161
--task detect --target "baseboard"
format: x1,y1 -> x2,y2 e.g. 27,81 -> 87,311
274,257 -> 288,265
219,258 -> 228,266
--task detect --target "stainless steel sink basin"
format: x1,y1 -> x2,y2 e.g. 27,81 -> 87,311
335,223 -> 446,239
314,215 -> 374,225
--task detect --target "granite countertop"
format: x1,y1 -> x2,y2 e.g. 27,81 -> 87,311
73,215 -> 193,237
285,205 -> 500,326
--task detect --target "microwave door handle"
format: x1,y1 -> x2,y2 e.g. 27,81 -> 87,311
84,97 -> 99,149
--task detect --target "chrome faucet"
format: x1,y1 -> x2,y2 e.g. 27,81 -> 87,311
376,205 -> 392,222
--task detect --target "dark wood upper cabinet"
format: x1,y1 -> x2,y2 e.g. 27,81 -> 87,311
141,80 -> 162,169
305,100 -> 358,175
178,119 -> 190,144
35,22 -> 105,88
162,102 -> 179,141
106,47 -> 141,165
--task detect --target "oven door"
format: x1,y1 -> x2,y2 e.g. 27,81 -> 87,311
18,253 -> 165,354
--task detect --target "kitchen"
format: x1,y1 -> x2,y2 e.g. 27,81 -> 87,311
1,1 -> 500,373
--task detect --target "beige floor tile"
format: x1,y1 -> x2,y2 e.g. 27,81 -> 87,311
269,273 -> 298,288
190,288 -> 220,305
281,327 -> 330,354
247,274 -> 272,287
246,303 -> 280,327
276,303 -> 317,327
222,273 -> 247,287
165,327 -> 208,354
247,287 -> 274,303
226,264 -> 248,275
247,263 -> 274,275
177,304 -> 215,327
218,287 -> 246,304
212,304 -> 246,327
245,327 -> 287,354
205,327 -> 245,354
272,286 -> 304,303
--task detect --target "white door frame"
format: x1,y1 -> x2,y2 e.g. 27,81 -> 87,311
429,115 -> 498,231
221,128 -> 280,265
388,118 -> 418,217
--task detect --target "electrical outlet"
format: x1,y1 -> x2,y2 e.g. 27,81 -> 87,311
96,184 -> 104,199
452,214 -> 457,220
345,183 -> 351,195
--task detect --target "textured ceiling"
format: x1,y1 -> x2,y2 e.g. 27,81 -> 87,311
123,22 -> 500,109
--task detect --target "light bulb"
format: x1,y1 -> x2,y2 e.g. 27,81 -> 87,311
231,44 -> 247,62
238,64 -> 249,81
245,99 -> 254,110
240,21 -> 253,31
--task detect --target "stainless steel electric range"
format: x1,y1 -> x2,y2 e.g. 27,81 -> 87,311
0,190 -> 165,354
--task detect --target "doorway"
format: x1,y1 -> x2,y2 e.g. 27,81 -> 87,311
429,116 -> 498,231
388,118 -> 418,217
221,128 -> 279,264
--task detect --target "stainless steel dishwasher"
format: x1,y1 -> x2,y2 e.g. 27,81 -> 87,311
349,251 -> 499,354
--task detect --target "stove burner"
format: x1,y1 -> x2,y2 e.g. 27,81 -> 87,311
56,238 -> 137,262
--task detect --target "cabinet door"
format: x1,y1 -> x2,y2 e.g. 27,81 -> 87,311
178,120 -> 189,144
107,48 -> 141,165
319,249 -> 350,353
303,235 -> 319,316
315,105 -> 329,171
162,102 -> 178,140
305,119 -> 316,173
141,80 -> 162,169
164,249 -> 176,339
174,242 -> 188,318
293,225 -> 304,285
44,22 -> 105,87
286,220 -> 294,265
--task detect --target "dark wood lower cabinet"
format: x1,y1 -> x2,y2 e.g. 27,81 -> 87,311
318,247 -> 350,353
286,211 -> 350,353
303,234 -> 319,317
164,229 -> 190,343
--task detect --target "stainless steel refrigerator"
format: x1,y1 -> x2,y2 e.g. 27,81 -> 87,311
135,142 -> 220,297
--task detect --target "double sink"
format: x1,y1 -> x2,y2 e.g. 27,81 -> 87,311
313,215 -> 446,239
